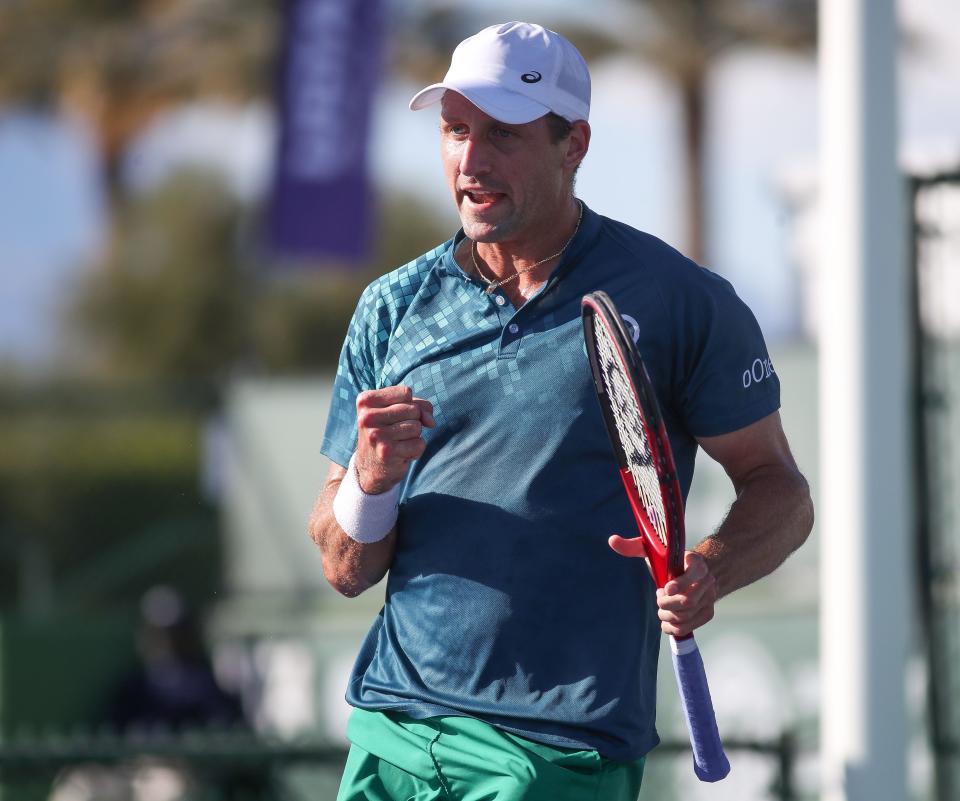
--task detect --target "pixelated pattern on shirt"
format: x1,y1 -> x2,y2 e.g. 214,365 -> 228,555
381,280 -> 482,409
322,241 -> 451,461
411,359 -> 451,421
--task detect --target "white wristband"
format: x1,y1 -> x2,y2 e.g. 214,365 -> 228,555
332,453 -> 400,543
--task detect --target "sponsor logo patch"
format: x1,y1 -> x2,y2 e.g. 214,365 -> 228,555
742,357 -> 775,388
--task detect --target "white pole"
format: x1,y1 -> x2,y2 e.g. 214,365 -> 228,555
819,1 -> 911,800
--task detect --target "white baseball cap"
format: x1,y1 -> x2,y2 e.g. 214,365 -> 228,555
409,21 -> 591,124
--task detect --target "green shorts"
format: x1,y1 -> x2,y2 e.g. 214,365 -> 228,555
336,708 -> 645,801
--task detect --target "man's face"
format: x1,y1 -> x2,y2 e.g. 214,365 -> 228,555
439,91 -> 575,246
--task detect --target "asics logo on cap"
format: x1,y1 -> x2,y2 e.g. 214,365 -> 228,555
521,71 -> 542,83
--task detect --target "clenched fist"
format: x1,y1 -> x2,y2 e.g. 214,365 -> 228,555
354,385 -> 435,494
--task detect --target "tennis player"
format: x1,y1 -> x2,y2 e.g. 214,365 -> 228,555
309,21 -> 813,801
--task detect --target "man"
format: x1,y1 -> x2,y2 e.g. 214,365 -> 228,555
309,21 -> 813,801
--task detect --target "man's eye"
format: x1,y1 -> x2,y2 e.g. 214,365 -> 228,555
492,128 -> 514,139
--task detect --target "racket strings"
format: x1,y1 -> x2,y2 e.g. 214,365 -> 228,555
594,322 -> 669,547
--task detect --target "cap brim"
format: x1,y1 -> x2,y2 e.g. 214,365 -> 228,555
409,82 -> 550,125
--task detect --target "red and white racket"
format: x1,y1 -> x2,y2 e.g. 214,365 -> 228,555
582,290 -> 730,782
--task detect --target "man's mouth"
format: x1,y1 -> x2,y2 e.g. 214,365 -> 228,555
463,190 -> 504,207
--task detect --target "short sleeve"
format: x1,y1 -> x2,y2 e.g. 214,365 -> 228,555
320,284 -> 383,467
675,273 -> 780,438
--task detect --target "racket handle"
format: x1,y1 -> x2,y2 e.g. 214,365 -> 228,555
670,635 -> 731,782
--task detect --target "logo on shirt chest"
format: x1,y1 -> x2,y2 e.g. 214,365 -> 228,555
621,314 -> 641,344
580,312 -> 641,358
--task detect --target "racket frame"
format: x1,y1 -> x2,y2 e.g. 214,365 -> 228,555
581,291 -> 686,589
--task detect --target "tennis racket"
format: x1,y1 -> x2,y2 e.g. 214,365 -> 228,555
581,290 -> 730,783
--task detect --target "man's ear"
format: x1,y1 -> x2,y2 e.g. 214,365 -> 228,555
565,120 -> 591,170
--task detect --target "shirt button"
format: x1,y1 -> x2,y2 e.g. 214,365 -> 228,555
508,323 -> 520,335
494,295 -> 506,306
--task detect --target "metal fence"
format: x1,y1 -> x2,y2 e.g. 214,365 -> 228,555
0,731 -> 799,801
911,169 -> 960,801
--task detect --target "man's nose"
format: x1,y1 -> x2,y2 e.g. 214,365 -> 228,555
459,135 -> 491,177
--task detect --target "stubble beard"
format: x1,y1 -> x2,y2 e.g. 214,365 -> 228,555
458,202 -> 522,245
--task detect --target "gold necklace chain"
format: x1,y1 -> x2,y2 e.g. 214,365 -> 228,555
472,201 -> 583,295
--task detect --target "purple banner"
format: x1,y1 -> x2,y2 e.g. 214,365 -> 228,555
266,0 -> 382,263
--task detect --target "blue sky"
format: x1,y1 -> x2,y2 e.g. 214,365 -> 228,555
0,113 -> 104,365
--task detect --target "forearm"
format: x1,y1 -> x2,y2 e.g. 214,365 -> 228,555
308,385 -> 431,596
693,464 -> 813,599
308,473 -> 397,597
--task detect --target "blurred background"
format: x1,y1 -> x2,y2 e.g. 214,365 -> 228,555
0,0 -> 958,799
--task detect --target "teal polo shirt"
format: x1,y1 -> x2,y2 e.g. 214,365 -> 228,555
320,203 -> 780,762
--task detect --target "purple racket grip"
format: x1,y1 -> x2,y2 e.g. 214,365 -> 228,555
670,635 -> 731,782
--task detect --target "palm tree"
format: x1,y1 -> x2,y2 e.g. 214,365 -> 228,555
0,0 -> 277,199
623,0 -> 817,262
